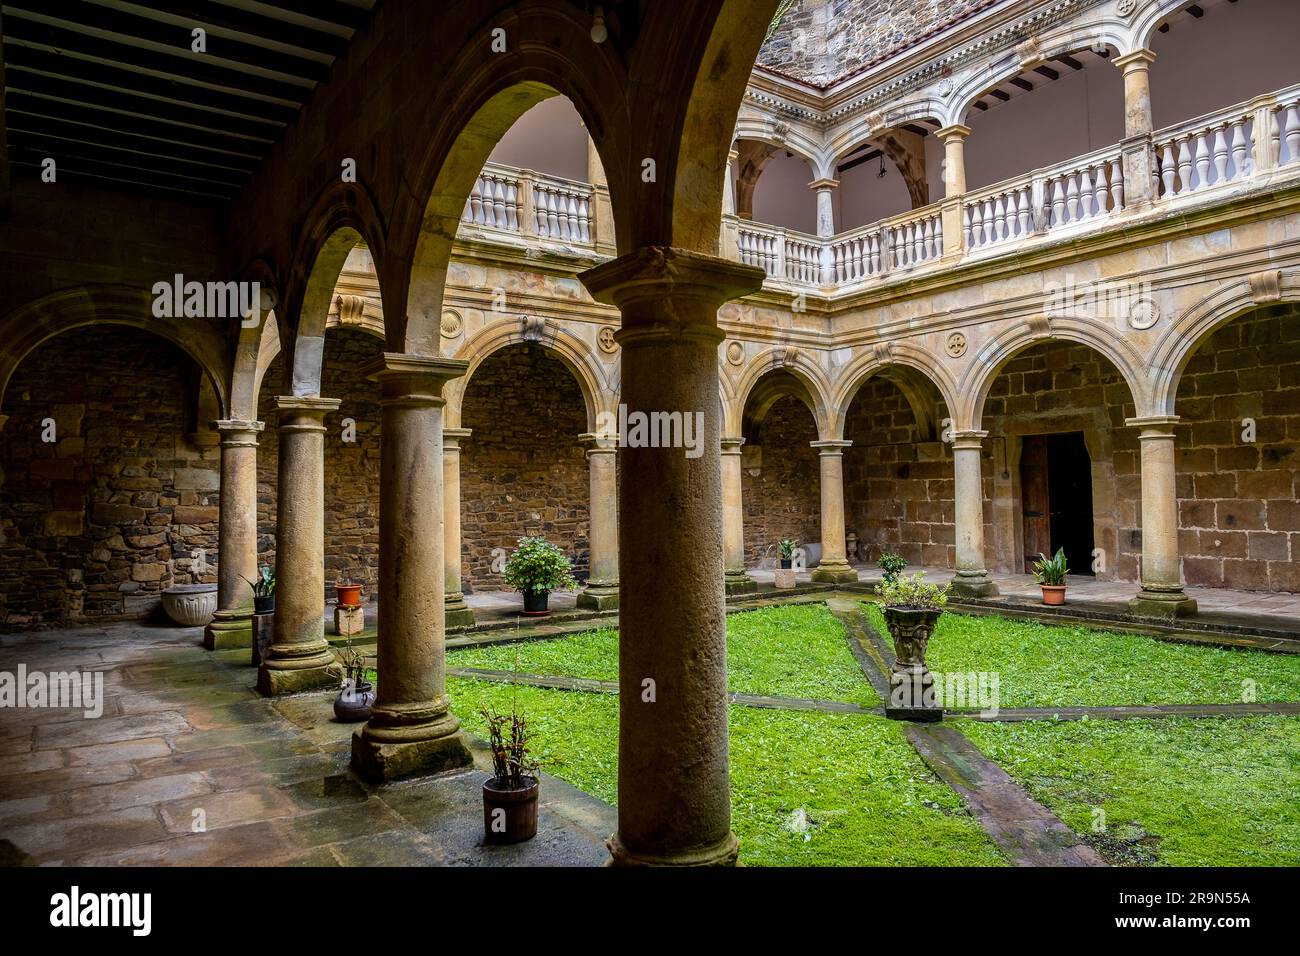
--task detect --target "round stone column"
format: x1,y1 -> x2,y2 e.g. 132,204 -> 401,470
580,247 -> 765,867
577,432 -> 619,610
949,430 -> 999,598
443,427 -> 475,629
258,397 -> 340,695
721,436 -> 756,594
937,124 -> 971,197
1127,416 -> 1198,618
1114,49 -> 1157,138
205,419 -> 264,650
352,354 -> 473,782
810,439 -> 858,583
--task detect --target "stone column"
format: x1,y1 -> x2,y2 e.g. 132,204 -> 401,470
1127,416 -> 1198,618
589,136 -> 617,256
577,432 -> 619,610
580,247 -> 764,867
810,440 -> 858,583
1115,49 -> 1158,207
949,430 -> 998,598
721,146 -> 741,260
257,397 -> 340,695
811,178 -> 838,284
352,354 -> 472,782
443,427 -> 474,629
936,124 -> 971,197
204,419 -> 264,650
721,436 -> 756,594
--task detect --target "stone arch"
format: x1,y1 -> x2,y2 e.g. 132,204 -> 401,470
392,4 -> 630,358
828,344 -> 957,440
828,100 -> 946,169
957,319 -> 1149,429
0,285 -> 230,420
728,347 -> 833,438
1134,0 -> 1216,52
444,317 -> 610,431
228,258 -> 284,421
731,113 -> 821,173
1150,269 -> 1300,416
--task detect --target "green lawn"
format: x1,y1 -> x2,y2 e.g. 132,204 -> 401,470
864,603 -> 1300,708
961,715 -> 1300,866
450,677 -> 1005,866
450,602 -> 878,706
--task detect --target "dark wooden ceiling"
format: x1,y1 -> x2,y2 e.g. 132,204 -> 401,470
1,0 -> 379,202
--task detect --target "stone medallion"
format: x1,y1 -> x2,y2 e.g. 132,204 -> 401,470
440,309 -> 463,338
945,331 -> 968,357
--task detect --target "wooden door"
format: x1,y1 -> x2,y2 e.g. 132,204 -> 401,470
1020,436 -> 1051,572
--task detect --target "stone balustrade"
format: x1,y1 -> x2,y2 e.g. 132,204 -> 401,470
460,162 -> 595,247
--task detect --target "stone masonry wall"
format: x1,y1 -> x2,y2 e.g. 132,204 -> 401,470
843,377 -> 952,568
460,345 -> 589,591
1,328 -> 219,628
742,394 -> 820,565
1173,304 -> 1300,592
257,327 -> 385,595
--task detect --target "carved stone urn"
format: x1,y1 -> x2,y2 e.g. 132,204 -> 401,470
161,583 -> 219,627
882,606 -> 944,721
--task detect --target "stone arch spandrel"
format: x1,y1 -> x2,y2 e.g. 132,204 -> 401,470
729,346 -> 834,439
828,343 -> 956,440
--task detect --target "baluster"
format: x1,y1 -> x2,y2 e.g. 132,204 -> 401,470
1284,103 -> 1300,165
1160,142 -> 1176,196
982,198 -> 995,246
934,215 -> 942,256
492,178 -> 507,227
1212,125 -> 1230,185
869,234 -> 880,274
544,190 -> 559,236
969,203 -> 982,248
920,218 -> 932,259
1065,173 -> 1080,223
1050,178 -> 1066,227
911,221 -> 923,262
963,204 -> 973,249
470,177 -> 484,224
1176,136 -> 1194,195
1109,158 -> 1124,210
991,194 -> 1006,242
1017,186 -> 1032,234
505,181 -> 519,230
1081,166 -> 1097,220
1229,120 -> 1249,180
1193,131 -> 1211,191
1091,164 -> 1108,214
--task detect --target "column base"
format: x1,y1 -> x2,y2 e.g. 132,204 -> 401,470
576,584 -> 619,611
256,644 -> 337,696
605,829 -> 740,867
723,572 -> 759,595
1129,588 -> 1198,619
810,561 -> 859,584
444,594 -> 476,629
350,710 -> 472,783
948,573 -> 999,599
203,608 -> 253,650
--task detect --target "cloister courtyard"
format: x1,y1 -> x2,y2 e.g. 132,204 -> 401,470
2,0 -> 1300,893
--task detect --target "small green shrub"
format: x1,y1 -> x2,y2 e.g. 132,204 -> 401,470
503,536 -> 578,595
877,572 -> 950,610
876,552 -> 908,585
1032,547 -> 1069,586
778,538 -> 798,560
242,565 -> 275,597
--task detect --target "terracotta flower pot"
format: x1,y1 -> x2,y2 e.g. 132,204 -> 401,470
335,583 -> 362,608
483,775 -> 539,844
1040,584 -> 1067,606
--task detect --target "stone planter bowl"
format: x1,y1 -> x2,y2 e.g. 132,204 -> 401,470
161,583 -> 219,627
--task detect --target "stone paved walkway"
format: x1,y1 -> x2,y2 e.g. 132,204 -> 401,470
0,623 -> 613,866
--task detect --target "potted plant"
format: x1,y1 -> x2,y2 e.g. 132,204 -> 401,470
333,636 -> 375,722
877,572 -> 950,721
503,536 -> 578,616
778,538 -> 797,569
481,704 -> 539,844
877,551 -> 908,586
1033,547 -> 1069,605
242,565 -> 275,614
335,579 -> 362,608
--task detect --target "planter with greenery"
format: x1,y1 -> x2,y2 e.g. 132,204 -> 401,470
243,565 -> 276,615
778,538 -> 797,570
503,536 -> 578,615
877,552 -> 908,586
481,704 -> 539,843
1033,547 -> 1069,605
877,572 -> 950,721
333,637 -> 375,723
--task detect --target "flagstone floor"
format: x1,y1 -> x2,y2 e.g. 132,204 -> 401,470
0,623 -> 614,866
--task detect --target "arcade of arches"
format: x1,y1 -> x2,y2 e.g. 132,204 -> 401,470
3,0 -> 1300,868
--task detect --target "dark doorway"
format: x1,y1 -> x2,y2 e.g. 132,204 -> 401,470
1020,432 -> 1095,576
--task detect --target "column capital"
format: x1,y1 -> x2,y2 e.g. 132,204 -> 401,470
211,418 -> 265,447
443,426 -> 471,451
951,429 -> 988,450
579,431 -> 619,454
937,123 -> 972,142
1114,48 -> 1157,71
579,247 -> 765,346
811,439 -> 852,454
808,177 -> 839,191
721,435 -> 746,453
363,352 -> 468,407
1125,414 -> 1180,436
274,395 -> 340,431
